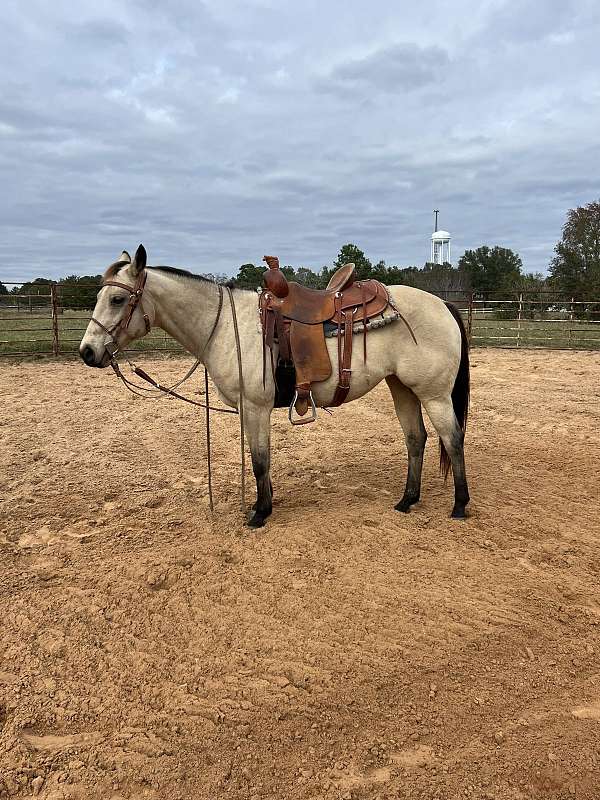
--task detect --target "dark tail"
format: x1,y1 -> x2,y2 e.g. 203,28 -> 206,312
440,302 -> 470,480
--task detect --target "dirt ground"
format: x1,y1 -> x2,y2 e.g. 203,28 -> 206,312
1,348 -> 600,800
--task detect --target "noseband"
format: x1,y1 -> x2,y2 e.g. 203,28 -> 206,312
90,269 -> 151,357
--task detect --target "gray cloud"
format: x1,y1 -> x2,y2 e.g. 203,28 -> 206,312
1,0 -> 599,280
318,43 -> 449,96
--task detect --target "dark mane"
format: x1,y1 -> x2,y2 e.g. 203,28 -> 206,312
147,265 -> 217,283
147,264 -> 246,290
103,261 -> 248,290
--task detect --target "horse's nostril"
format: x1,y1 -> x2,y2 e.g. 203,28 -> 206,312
81,346 -> 96,366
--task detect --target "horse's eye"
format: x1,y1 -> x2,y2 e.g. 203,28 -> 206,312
111,295 -> 126,306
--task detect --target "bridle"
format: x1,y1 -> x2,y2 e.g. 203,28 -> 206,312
90,269 -> 151,359
87,268 -> 246,515
89,268 -> 232,407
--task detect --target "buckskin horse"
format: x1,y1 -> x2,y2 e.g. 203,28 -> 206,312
79,245 -> 470,528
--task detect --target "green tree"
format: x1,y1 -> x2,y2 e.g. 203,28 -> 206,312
549,200 -> 600,299
383,265 -> 420,287
233,262 -> 296,290
59,274 -> 102,309
334,243 -> 372,280
11,278 -> 53,308
415,262 -> 471,295
519,272 -> 547,292
294,267 -> 322,288
371,259 -> 389,282
11,277 -> 53,294
458,246 -> 523,297
233,263 -> 265,290
0,281 -> 7,295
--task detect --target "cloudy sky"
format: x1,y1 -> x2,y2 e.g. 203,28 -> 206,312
2,0 -> 599,281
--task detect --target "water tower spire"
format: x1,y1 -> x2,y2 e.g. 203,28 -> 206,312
433,209 -> 439,232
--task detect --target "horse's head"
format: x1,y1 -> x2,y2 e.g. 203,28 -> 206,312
79,244 -> 154,367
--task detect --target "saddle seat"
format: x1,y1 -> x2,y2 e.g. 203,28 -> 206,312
263,256 -> 355,303
260,256 -> 391,424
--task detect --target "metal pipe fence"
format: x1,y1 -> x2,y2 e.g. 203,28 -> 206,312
419,290 -> 600,350
1,281 -> 599,357
0,281 -> 185,357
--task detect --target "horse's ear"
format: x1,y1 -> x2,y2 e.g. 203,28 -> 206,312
131,244 -> 147,276
119,250 -> 131,263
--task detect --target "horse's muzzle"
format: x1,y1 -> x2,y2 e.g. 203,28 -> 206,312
80,345 -> 97,366
80,345 -> 111,368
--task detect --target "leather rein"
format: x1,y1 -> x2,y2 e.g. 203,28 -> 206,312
90,271 -> 235,412
89,271 -> 246,514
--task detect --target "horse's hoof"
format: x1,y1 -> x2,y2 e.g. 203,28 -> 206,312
247,512 -> 267,529
451,507 -> 467,519
395,497 -> 419,513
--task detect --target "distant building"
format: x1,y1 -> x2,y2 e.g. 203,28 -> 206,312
430,212 -> 451,264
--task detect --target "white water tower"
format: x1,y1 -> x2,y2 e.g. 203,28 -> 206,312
430,209 -> 451,265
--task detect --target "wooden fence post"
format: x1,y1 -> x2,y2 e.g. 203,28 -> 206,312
50,284 -> 59,356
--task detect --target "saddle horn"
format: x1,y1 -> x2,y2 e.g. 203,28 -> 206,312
262,255 -> 289,298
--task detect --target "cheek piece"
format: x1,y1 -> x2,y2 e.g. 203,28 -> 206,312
90,270 -> 151,358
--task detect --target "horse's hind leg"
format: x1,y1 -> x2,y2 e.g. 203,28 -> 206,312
244,402 -> 273,528
421,396 -> 469,519
385,376 -> 427,513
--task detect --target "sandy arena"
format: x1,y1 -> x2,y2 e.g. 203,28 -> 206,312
1,348 -> 599,800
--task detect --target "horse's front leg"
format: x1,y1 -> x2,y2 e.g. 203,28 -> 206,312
244,401 -> 273,528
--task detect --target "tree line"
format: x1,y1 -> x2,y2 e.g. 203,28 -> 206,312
233,242 -> 528,298
0,275 -> 105,310
1,199 -> 599,304
232,199 -> 600,299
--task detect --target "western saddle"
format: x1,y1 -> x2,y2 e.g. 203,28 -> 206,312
259,255 -> 395,424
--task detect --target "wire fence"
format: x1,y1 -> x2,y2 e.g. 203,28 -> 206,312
1,281 -> 599,357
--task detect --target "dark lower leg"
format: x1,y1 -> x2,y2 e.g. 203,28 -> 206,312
448,430 -> 470,519
248,450 -> 272,528
385,377 -> 427,514
422,397 -> 470,519
252,480 -> 273,511
395,427 -> 427,512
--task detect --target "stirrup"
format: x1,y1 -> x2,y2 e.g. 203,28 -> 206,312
289,390 -> 317,425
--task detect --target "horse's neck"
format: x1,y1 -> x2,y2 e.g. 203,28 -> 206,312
148,271 -> 257,367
